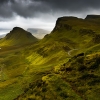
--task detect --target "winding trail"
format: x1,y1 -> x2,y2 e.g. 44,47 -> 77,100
68,49 -> 79,56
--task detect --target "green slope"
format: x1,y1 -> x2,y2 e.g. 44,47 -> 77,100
14,52 -> 100,100
0,27 -> 38,47
0,15 -> 100,100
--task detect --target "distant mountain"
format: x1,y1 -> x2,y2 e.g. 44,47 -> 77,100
27,28 -> 50,39
0,34 -> 6,39
0,27 -> 38,46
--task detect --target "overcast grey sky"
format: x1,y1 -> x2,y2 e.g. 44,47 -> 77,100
0,0 -> 100,35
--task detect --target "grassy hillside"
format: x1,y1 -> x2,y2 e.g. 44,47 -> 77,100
0,15 -> 100,100
0,27 -> 38,47
14,52 -> 100,100
0,43 -> 68,100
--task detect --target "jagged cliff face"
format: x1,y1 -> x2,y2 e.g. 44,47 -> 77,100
52,17 -> 78,32
52,15 -> 100,33
43,15 -> 100,51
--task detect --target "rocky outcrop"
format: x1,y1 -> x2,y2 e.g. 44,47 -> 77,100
53,24 -> 72,31
85,15 -> 100,20
93,34 -> 100,43
52,16 -> 78,32
79,28 -> 95,36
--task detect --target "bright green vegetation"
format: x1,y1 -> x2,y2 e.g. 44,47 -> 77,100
14,53 -> 100,100
0,15 -> 100,100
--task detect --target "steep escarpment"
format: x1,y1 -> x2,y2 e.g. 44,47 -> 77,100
30,15 -> 100,63
85,15 -> 100,20
46,16 -> 100,50
52,17 -> 77,32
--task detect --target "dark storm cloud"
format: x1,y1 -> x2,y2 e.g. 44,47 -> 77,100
33,0 -> 100,12
0,0 -> 100,18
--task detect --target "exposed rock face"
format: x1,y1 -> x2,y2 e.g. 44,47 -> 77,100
52,16 -> 78,32
93,34 -> 100,43
56,16 -> 78,22
85,15 -> 100,20
79,29 -> 95,36
53,24 -> 72,31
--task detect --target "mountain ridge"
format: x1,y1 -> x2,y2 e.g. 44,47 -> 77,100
0,15 -> 100,100
85,14 -> 100,20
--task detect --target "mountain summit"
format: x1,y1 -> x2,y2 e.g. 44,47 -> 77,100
0,27 -> 38,46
